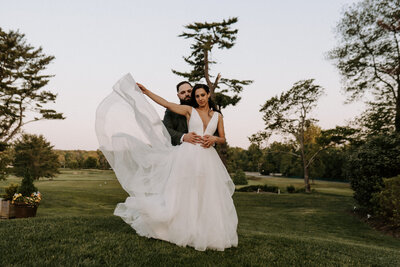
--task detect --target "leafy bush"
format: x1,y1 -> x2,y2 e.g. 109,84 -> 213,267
232,169 -> 248,185
236,185 -> 279,193
287,185 -> 296,193
345,133 -> 400,211
371,176 -> 400,228
2,183 -> 19,200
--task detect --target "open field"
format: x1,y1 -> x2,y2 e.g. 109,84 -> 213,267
1,169 -> 399,266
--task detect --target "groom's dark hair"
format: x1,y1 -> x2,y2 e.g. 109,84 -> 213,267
176,81 -> 192,92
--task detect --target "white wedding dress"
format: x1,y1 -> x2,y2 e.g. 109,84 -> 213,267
95,74 -> 238,251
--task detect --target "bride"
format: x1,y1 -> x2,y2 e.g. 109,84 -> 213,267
95,74 -> 238,251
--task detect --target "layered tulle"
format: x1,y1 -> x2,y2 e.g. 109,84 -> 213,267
95,73 -> 238,251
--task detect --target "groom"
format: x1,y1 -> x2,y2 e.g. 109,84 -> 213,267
163,81 -> 204,146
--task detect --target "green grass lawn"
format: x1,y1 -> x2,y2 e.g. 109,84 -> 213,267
1,169 -> 400,266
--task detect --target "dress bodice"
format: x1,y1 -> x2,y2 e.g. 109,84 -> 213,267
188,107 -> 218,137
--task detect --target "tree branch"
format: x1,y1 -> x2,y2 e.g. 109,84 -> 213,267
203,48 -> 214,98
391,30 -> 400,99
213,73 -> 221,89
358,31 -> 396,99
4,101 -> 24,143
305,147 -> 325,168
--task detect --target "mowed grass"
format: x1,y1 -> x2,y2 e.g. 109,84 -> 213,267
0,169 -> 399,266
245,175 -> 354,196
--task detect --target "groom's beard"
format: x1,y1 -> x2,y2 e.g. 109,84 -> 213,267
180,99 -> 192,105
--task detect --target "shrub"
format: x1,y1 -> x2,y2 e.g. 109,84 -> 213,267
295,188 -> 306,193
232,169 -> 248,185
2,183 -> 19,200
235,185 -> 279,193
345,133 -> 400,211
371,176 -> 400,228
19,175 -> 38,197
287,185 -> 295,193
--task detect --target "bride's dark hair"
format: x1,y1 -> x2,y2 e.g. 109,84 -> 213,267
190,84 -> 221,114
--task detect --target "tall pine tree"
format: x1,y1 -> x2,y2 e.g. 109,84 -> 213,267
0,28 -> 64,144
172,17 -> 252,110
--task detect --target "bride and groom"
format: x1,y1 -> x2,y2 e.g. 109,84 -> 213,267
95,74 -> 238,251
162,81 -> 218,148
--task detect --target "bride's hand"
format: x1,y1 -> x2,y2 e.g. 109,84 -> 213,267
136,83 -> 148,95
202,135 -> 216,148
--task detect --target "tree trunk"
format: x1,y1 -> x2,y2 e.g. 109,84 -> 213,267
298,121 -> 311,193
203,49 -> 215,100
299,136 -> 311,193
304,165 -> 311,193
396,86 -> 400,133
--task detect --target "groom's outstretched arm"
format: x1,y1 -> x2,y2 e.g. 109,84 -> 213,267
163,109 -> 185,146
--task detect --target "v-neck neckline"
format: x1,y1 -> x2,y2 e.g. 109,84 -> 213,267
193,108 -> 216,134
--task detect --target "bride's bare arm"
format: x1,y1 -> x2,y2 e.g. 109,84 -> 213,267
137,83 -> 191,117
215,114 -> 226,144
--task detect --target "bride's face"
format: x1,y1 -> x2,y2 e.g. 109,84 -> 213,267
195,88 -> 210,107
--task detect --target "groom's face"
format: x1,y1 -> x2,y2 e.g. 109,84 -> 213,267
177,83 -> 192,102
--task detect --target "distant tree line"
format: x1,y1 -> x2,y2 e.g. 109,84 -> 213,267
227,124 -> 353,182
55,150 -> 110,170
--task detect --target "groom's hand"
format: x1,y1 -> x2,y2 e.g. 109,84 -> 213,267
183,132 -> 202,144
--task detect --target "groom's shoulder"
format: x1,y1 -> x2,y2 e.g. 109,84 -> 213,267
165,106 -> 186,117
164,108 -> 176,117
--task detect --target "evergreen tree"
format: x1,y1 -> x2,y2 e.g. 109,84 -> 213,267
172,17 -> 253,110
13,134 -> 60,195
0,27 -> 64,144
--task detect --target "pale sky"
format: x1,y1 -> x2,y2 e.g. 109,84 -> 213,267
0,0 -> 362,150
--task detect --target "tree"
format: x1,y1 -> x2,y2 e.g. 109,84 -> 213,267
0,144 -> 13,180
97,149 -> 111,170
84,156 -> 98,169
172,18 -> 253,110
246,144 -> 263,172
14,134 -> 60,180
345,133 -> 400,211
357,96 -> 396,136
259,141 -> 299,176
257,79 -> 324,192
226,146 -> 247,173
329,0 -> 400,132
0,27 -> 65,144
13,134 -> 60,196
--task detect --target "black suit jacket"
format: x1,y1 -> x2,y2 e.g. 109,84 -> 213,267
163,109 -> 188,146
